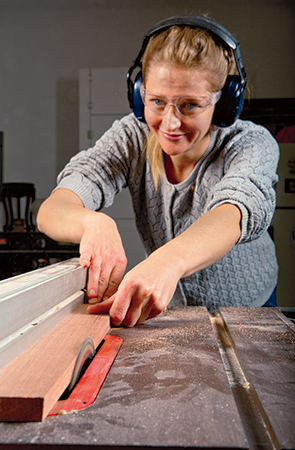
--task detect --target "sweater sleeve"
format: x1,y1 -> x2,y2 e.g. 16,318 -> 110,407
55,114 -> 148,211
205,121 -> 279,243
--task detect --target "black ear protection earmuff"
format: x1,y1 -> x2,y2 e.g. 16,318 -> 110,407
127,15 -> 247,127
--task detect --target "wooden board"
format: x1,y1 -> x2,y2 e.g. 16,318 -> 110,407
0,290 -> 85,371
219,307 -> 295,450
0,258 -> 88,371
0,258 -> 87,344
0,305 -> 110,422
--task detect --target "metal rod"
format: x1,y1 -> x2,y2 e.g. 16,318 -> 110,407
210,313 -> 281,450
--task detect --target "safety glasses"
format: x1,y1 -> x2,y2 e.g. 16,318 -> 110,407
140,85 -> 221,117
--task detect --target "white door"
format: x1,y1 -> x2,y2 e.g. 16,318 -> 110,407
79,68 -> 145,272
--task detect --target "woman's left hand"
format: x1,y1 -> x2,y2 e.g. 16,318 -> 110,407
87,204 -> 242,327
87,250 -> 180,327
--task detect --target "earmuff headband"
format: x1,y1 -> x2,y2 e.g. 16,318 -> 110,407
127,15 -> 247,126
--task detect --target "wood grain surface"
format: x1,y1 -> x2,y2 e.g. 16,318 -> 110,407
0,304 -> 110,422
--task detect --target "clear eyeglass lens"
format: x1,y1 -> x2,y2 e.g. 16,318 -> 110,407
141,87 -> 221,117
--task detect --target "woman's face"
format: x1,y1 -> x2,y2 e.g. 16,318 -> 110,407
144,63 -> 217,162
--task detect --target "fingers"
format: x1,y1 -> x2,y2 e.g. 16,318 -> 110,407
86,254 -> 127,302
138,302 -> 164,324
79,250 -> 91,269
108,280 -> 167,328
87,296 -> 114,314
98,262 -> 127,301
87,278 -> 151,327
109,280 -> 140,327
121,297 -> 156,327
114,294 -> 165,327
86,259 -> 106,300
79,237 -> 127,302
87,249 -> 178,328
88,279 -> 170,327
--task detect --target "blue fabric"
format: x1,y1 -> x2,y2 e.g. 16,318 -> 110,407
262,288 -> 277,307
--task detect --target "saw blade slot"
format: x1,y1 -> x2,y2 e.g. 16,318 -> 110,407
59,338 -> 106,400
48,334 -> 123,417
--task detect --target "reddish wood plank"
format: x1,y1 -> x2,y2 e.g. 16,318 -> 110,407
0,305 -> 110,422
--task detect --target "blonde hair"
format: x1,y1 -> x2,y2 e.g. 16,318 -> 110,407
142,25 -> 237,188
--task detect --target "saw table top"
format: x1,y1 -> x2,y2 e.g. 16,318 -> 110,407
0,306 -> 294,450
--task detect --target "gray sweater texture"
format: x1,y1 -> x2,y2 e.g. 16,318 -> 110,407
56,113 -> 279,312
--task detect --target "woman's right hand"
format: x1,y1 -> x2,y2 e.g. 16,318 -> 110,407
79,212 -> 127,303
37,189 -> 127,304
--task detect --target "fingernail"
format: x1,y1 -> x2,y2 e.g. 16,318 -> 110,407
89,289 -> 96,297
88,298 -> 98,304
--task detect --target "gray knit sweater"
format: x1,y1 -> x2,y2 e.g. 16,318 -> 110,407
56,113 -> 279,312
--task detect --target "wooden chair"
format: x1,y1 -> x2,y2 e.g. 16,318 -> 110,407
1,182 -> 36,232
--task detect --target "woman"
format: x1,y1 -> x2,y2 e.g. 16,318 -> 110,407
37,16 -> 279,327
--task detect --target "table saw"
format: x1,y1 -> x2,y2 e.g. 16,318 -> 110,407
0,258 -> 294,450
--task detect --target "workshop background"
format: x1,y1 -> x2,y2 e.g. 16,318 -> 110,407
0,0 -> 294,306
